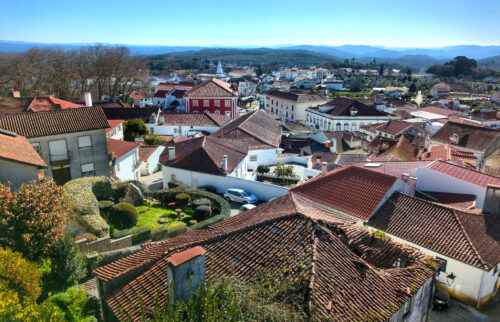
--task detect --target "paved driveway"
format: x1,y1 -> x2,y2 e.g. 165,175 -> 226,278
430,296 -> 500,322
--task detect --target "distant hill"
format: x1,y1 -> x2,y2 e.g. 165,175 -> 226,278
147,48 -> 342,66
478,55 -> 500,70
356,55 -> 447,69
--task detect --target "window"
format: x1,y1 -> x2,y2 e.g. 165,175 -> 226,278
291,105 -> 294,111
150,127 -> 154,133
403,298 -> 411,315
214,100 -> 220,107
225,100 -> 231,107
215,110 -> 220,115
78,136 -> 92,148
203,100 -> 209,107
436,256 -> 447,273
336,123 -> 341,131
193,100 -> 199,107
31,142 -> 41,154
81,163 -> 95,176
249,155 -> 258,161
48,139 -> 68,161
225,111 -> 231,117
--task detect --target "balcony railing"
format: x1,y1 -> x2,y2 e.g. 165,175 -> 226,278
50,153 -> 70,165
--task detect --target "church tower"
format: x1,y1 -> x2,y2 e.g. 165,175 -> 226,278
216,61 -> 225,78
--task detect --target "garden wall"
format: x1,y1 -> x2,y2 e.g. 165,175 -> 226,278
77,235 -> 132,253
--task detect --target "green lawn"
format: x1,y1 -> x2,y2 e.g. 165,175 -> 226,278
135,204 -> 194,230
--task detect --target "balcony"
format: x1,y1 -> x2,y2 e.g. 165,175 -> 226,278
50,153 -> 71,165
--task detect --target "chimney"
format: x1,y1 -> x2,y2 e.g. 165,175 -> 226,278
401,173 -> 410,183
221,155 -> 228,171
483,185 -> 500,216
168,147 -> 175,161
84,92 -> 92,107
167,246 -> 206,305
408,176 -> 418,189
322,161 -> 328,176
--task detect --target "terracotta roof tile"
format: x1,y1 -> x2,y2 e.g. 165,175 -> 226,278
415,191 -> 476,209
159,112 -> 231,127
210,110 -> 281,149
291,166 -> 398,220
27,96 -> 84,112
264,89 -> 326,103
316,97 -> 388,117
419,144 -> 476,167
427,160 -> 500,188
188,78 -> 237,98
431,121 -> 500,152
138,145 -> 160,162
369,192 -> 500,270
107,138 -> 140,159
105,119 -> 124,133
0,107 -> 109,138
102,107 -> 159,122
0,130 -> 46,168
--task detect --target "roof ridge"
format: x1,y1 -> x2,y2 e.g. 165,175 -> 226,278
451,209 -> 489,269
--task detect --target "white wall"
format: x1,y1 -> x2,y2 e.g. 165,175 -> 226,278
416,168 -> 486,207
140,146 -> 165,175
246,149 -> 278,170
115,148 -> 139,181
479,266 -> 500,302
162,167 -> 289,201
153,125 -> 220,137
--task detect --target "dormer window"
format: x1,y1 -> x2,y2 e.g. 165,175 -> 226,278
349,107 -> 358,116
449,133 -> 460,144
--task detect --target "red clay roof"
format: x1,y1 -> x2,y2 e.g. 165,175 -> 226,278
158,112 -> 231,127
431,121 -> 500,152
129,91 -> 151,100
99,193 -> 438,321
105,119 -> 124,133
415,191 -> 476,209
138,145 -> 160,162
210,110 -> 281,149
372,120 -> 414,136
316,97 -> 388,117
0,107 -> 110,138
27,96 -> 84,112
0,131 -> 46,168
419,144 -> 476,167
369,192 -> 500,270
159,136 -> 249,176
152,90 -> 171,98
291,166 -> 398,220
427,160 -> 500,188
188,78 -> 237,98
155,82 -> 194,90
107,138 -> 140,159
166,246 -> 206,267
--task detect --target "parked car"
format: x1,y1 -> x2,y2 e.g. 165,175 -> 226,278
432,289 -> 451,310
224,188 -> 257,204
239,204 -> 256,213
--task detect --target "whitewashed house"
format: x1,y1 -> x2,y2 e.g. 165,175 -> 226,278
306,97 -> 398,132
130,91 -> 153,107
107,138 -> 141,181
264,89 -> 327,122
295,78 -> 316,89
324,79 -> 343,91
152,90 -> 169,108
153,112 -> 232,137
209,110 -> 282,171
368,188 -> 500,308
105,120 -> 124,140
138,145 -> 165,176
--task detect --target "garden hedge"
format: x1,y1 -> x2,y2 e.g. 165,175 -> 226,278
98,200 -> 115,217
108,203 -> 138,230
151,225 -> 187,241
111,229 -> 131,239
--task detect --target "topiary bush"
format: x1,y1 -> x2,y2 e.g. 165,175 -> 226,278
108,203 -> 138,230
175,193 -> 191,207
192,198 -> 211,208
92,181 -> 115,201
257,165 -> 270,174
98,200 -> 115,218
111,229 -> 131,239
194,205 -> 212,221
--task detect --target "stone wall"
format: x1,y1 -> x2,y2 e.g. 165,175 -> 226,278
77,235 -> 132,254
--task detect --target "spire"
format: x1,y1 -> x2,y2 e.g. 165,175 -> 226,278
216,61 -> 224,78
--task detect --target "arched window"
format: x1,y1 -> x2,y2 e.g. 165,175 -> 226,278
343,122 -> 349,131
351,122 -> 357,131
360,122 -> 365,128
336,123 -> 341,131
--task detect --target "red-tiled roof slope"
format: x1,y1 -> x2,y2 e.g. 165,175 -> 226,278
188,78 -> 237,97
369,192 -> 500,270
159,112 -> 231,127
431,121 -> 500,153
0,131 -> 46,168
210,110 -> 281,149
138,145 -> 160,162
107,138 -> 140,159
0,107 -> 109,138
427,160 -> 500,188
291,166 -> 398,220
105,119 -> 124,133
419,144 -> 476,167
28,96 -> 84,112
373,120 -> 414,136
152,90 -> 171,98
415,191 -> 476,209
159,136 -> 249,176
104,209 -> 438,321
317,96 -> 388,117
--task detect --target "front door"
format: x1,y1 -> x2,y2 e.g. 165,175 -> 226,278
52,167 -> 71,186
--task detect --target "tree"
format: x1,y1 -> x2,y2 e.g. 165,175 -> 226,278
124,119 -> 148,141
0,180 -> 67,261
350,78 -> 363,92
379,64 -> 384,76
409,82 -> 417,94
144,133 -> 166,145
274,162 -> 294,178
0,247 -> 63,321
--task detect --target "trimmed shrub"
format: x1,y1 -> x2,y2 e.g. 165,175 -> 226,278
92,181 -> 115,201
62,176 -> 112,237
131,227 -> 151,244
175,193 -> 191,207
111,229 -> 131,239
168,180 -> 191,189
188,214 -> 225,231
192,198 -> 211,208
167,225 -> 187,238
194,205 -> 212,221
113,182 -> 129,201
108,203 -> 138,230
98,200 -> 115,218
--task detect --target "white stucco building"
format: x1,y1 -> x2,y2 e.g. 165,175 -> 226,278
264,89 -> 327,122
153,112 -> 232,137
107,138 -> 141,181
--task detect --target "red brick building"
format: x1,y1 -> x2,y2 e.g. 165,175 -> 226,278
185,78 -> 238,119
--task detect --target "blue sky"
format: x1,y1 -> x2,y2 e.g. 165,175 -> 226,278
0,0 -> 499,47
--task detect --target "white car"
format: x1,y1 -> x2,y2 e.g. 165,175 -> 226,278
224,188 -> 257,204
